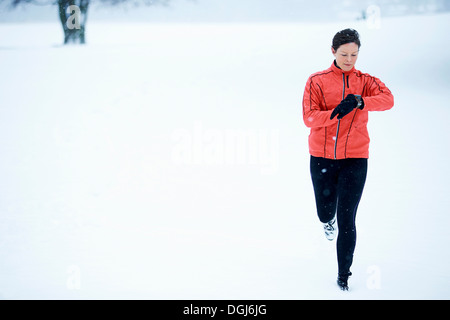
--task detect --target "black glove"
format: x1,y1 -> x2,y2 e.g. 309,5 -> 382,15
330,94 -> 364,120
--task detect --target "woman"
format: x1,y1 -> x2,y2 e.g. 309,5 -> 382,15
302,29 -> 394,291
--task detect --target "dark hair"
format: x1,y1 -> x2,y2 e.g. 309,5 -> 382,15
332,28 -> 361,51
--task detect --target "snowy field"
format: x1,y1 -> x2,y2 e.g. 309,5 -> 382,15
0,12 -> 449,300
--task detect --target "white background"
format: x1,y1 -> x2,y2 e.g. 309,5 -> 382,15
0,2 -> 449,299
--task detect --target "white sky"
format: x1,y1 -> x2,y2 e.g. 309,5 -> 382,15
0,1 -> 446,24
0,0 -> 370,23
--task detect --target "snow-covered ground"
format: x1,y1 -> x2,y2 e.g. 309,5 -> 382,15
0,12 -> 449,300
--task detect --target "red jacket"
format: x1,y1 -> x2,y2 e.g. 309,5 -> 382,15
303,61 -> 394,159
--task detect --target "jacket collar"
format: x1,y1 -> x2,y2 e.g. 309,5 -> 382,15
331,60 -> 355,76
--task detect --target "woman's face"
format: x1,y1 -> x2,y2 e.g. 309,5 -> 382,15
332,42 -> 359,71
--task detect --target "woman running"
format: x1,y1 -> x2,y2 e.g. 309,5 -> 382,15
302,29 -> 394,291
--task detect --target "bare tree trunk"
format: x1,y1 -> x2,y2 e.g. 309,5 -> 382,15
58,0 -> 89,44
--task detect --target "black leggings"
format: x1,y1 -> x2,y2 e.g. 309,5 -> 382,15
310,156 -> 368,275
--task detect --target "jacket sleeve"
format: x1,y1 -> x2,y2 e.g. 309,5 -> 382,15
362,76 -> 394,112
302,76 -> 338,128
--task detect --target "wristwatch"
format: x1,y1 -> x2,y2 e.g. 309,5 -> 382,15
354,95 -> 363,109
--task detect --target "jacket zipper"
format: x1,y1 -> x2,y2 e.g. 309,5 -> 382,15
334,73 -> 346,159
